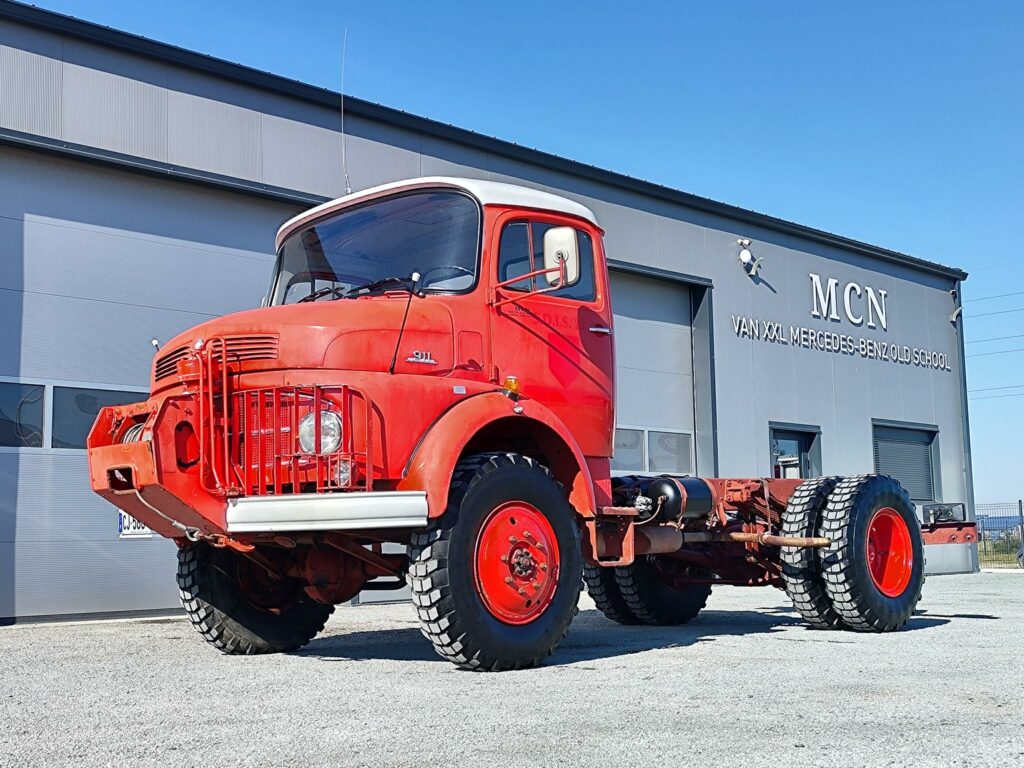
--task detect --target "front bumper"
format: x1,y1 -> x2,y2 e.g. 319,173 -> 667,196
87,379 -> 407,541
225,491 -> 428,533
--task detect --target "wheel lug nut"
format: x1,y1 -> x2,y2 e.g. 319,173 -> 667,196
500,554 -> 509,562
508,536 -> 517,543
518,588 -> 527,596
505,577 -> 514,585
532,581 -> 540,589
539,563 -> 548,571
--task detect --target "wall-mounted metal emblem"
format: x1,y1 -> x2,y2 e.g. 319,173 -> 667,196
405,350 -> 437,365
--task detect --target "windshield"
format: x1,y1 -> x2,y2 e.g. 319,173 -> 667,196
270,190 -> 480,305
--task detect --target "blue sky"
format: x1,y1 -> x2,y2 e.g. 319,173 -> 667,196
30,0 -> 1024,502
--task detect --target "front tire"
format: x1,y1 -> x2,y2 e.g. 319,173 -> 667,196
407,453 -> 583,671
177,544 -> 333,654
819,475 -> 924,631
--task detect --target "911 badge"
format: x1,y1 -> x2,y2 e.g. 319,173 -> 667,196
405,350 -> 437,365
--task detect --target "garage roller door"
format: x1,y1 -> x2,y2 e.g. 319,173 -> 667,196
609,272 -> 695,475
872,425 -> 937,503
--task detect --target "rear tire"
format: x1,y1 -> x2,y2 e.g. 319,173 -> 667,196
780,476 -> 843,629
407,453 -> 583,671
613,557 -> 711,626
177,544 -> 333,654
583,563 -> 639,625
819,475 -> 924,632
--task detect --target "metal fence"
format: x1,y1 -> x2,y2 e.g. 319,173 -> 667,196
975,501 -> 1024,569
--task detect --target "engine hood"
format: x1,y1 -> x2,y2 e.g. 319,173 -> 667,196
151,298 -> 456,390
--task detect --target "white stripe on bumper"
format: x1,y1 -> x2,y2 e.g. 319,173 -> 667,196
226,491 -> 428,533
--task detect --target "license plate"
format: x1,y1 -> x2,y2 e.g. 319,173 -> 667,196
118,511 -> 153,539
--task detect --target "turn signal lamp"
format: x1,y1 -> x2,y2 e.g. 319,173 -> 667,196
176,356 -> 201,382
502,376 -> 521,395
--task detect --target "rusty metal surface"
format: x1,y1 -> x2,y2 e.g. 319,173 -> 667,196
681,531 -> 831,548
921,522 -> 977,546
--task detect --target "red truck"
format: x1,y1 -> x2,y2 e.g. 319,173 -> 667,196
87,178 -> 974,670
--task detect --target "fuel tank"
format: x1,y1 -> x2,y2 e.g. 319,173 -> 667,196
612,474 -> 716,523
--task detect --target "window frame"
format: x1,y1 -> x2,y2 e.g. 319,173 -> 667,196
611,424 -> 694,476
270,188 -> 484,306
768,421 -> 822,479
0,379 -> 46,449
0,375 -> 148,454
493,212 -> 603,307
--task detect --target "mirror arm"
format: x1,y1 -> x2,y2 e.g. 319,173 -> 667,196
492,265 -> 565,307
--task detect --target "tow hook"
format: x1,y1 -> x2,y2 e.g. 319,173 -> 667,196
185,528 -> 255,553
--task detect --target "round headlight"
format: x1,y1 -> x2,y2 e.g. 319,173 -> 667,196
298,410 -> 342,454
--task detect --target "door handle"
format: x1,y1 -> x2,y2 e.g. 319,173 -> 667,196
588,326 -> 613,336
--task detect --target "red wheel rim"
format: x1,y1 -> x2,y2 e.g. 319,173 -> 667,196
866,507 -> 913,598
474,501 -> 560,625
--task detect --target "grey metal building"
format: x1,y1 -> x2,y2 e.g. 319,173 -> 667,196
0,1 -> 974,621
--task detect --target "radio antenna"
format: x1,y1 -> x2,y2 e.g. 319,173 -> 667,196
339,27 -> 352,195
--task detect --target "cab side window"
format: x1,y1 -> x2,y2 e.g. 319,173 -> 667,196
497,220 -> 597,302
498,222 -> 532,291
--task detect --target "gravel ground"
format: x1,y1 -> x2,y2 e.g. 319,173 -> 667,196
2,571 -> 1022,768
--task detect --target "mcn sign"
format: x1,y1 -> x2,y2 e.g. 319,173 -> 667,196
728,272 -> 952,372
809,273 -> 888,330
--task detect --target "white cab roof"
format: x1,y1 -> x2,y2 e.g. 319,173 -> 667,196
275,176 -> 599,249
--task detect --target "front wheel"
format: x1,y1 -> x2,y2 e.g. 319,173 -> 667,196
819,475 -> 924,631
407,453 -> 583,671
177,544 -> 333,654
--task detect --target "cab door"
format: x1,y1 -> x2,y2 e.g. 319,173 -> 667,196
488,211 -> 614,458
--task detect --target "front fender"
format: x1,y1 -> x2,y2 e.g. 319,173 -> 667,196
398,392 -> 598,519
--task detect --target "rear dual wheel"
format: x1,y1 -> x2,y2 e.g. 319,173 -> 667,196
612,558 -> 711,626
819,475 -> 923,631
781,476 -> 843,629
584,558 -> 711,627
583,563 -> 639,625
783,474 -> 923,632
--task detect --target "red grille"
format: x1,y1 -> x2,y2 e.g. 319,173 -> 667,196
155,335 -> 279,381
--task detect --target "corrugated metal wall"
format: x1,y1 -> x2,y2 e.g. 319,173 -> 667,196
0,13 -> 976,618
0,145 -> 300,617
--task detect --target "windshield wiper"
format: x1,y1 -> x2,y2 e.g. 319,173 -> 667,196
343,273 -> 420,298
297,285 -> 348,303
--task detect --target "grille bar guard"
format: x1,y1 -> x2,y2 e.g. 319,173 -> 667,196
191,337 -> 374,498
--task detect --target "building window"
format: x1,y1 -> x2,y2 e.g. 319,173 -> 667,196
612,426 -> 693,475
770,424 -> 822,479
611,428 -> 645,471
0,382 -> 45,447
52,387 -> 146,449
648,430 -> 691,473
872,424 -> 938,502
497,221 -> 597,301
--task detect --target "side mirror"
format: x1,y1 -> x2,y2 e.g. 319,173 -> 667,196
542,227 -> 579,287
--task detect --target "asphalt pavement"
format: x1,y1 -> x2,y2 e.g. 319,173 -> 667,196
2,571 -> 1021,767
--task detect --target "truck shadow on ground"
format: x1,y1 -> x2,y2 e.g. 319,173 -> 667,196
293,607 -> 952,666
